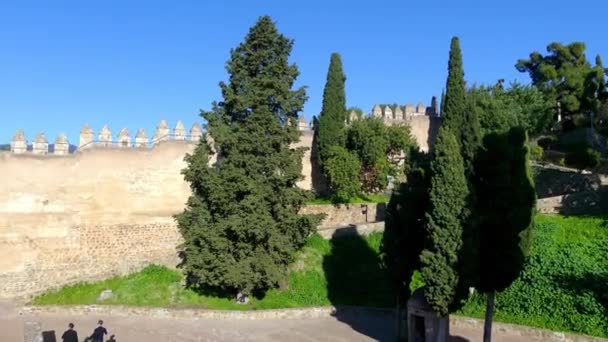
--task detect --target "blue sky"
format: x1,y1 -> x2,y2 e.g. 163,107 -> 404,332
0,0 -> 606,145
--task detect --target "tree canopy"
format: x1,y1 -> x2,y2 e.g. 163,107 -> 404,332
420,127 -> 469,316
175,16 -> 319,298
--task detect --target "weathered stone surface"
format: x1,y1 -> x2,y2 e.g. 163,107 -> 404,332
98,289 -> 113,301
98,125 -> 112,147
117,128 -> 130,148
10,129 -> 27,154
53,134 -> 69,155
300,203 -> 386,229
189,123 -> 202,142
372,104 -> 382,118
32,133 -> 48,155
134,129 -> 148,148
79,124 -> 94,149
174,120 -> 186,141
153,120 -> 170,144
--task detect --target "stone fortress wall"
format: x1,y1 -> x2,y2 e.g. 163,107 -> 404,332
0,104 -> 439,299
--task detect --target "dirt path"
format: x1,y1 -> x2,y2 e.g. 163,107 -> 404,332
0,300 -> 526,342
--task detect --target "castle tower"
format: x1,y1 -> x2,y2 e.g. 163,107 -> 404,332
430,96 -> 438,116
32,132 -> 48,155
153,120 -> 170,143
79,124 -> 94,149
134,129 -> 148,148
190,123 -> 203,142
54,133 -> 69,155
98,125 -> 113,147
394,106 -> 403,121
174,120 -> 186,140
383,106 -> 393,121
10,129 -> 27,154
372,104 -> 383,118
117,128 -> 131,147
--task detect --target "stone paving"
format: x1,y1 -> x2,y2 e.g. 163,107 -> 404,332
0,300 -> 534,342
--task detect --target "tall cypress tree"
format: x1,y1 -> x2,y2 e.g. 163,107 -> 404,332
175,16 -> 319,300
317,53 -> 347,165
420,127 -> 469,316
440,89 -> 446,115
474,127 -> 536,342
442,37 -> 481,174
443,37 -> 466,134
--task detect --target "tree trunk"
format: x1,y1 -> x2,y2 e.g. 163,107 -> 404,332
483,291 -> 496,342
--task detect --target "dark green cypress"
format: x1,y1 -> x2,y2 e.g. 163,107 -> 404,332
420,127 -> 469,316
440,89 -> 446,115
473,127 -> 536,341
175,16 -> 319,299
317,53 -> 347,165
443,37 -> 466,133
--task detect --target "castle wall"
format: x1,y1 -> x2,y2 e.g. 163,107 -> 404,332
0,134 -> 376,298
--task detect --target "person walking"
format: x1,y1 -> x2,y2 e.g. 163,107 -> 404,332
61,323 -> 78,342
89,320 -> 107,342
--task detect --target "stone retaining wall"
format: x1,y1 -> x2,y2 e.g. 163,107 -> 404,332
300,203 -> 386,229
21,305 -> 607,341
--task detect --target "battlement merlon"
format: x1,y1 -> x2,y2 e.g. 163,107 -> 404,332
7,119 -> 206,156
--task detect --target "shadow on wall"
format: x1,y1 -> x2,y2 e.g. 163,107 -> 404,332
533,167 -> 601,198
323,228 -> 397,341
427,117 -> 441,151
558,186 -> 608,215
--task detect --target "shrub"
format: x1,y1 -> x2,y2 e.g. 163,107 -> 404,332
324,146 -> 362,202
529,144 -> 544,161
565,147 -> 600,170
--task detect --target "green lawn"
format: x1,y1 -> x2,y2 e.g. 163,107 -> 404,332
307,193 -> 389,205
32,214 -> 608,337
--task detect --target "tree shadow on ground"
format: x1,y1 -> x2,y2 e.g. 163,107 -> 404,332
323,228 -> 397,341
558,186 -> 608,215
554,272 -> 608,315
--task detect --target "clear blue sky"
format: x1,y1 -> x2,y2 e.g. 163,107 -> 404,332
0,0 -> 606,145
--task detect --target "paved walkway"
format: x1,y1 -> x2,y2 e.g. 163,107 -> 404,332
0,301 -> 525,342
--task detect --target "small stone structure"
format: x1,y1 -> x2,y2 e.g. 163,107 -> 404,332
190,123 -> 203,142
32,133 -> 48,155
153,120 -> 170,143
98,125 -> 113,147
79,124 -> 94,149
174,120 -> 186,140
407,288 -> 449,342
117,128 -> 131,147
134,129 -> 148,148
10,129 -> 27,154
54,134 -> 69,155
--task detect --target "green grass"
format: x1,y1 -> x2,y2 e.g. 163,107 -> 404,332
32,214 -> 608,337
458,214 -> 608,337
307,193 -> 389,205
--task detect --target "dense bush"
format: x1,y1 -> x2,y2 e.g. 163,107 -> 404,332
564,146 -> 600,170
323,146 -> 362,202
529,144 -> 544,161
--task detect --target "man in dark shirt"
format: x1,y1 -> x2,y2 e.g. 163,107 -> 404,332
61,323 -> 78,342
90,320 -> 107,342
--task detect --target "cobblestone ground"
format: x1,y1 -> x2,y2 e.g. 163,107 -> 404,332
0,301 -> 526,342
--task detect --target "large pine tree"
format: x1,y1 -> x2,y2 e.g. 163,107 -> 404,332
317,53 -> 347,165
420,126 -> 469,316
175,16 -> 319,299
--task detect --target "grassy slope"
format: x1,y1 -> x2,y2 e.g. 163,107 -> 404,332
33,214 -> 608,337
